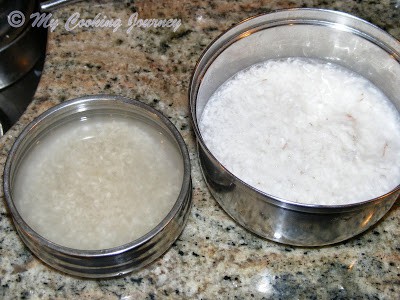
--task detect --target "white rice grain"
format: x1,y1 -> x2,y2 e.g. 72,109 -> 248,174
199,58 -> 400,205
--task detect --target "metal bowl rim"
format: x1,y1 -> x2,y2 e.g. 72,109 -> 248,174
3,94 -> 192,257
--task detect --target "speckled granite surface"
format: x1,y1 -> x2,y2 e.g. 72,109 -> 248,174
0,0 -> 399,299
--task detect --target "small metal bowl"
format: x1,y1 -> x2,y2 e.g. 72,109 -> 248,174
3,95 -> 192,278
190,9 -> 400,246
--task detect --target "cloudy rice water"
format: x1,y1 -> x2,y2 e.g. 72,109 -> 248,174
13,115 -> 183,250
199,58 -> 400,205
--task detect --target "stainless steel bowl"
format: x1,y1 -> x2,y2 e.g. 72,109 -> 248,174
190,9 -> 400,246
3,95 -> 192,277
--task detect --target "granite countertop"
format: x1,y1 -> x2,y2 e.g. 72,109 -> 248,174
1,0 -> 399,299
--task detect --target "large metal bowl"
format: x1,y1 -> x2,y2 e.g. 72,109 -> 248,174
190,9 -> 400,246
